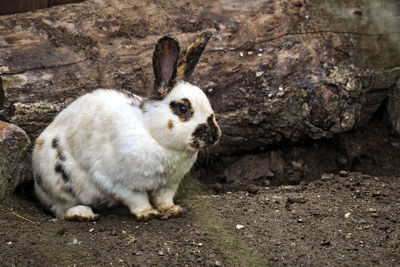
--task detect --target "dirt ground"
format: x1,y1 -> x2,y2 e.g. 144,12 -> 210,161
1,117 -> 400,267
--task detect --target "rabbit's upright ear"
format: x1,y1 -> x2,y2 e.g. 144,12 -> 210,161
153,35 -> 181,98
176,28 -> 216,80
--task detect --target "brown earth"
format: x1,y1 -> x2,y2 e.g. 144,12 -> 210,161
1,116 -> 400,266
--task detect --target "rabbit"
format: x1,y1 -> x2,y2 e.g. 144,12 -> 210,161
32,29 -> 221,221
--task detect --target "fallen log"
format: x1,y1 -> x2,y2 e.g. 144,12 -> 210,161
0,0 -> 399,155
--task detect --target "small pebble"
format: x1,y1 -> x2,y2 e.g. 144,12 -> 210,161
344,212 -> 351,218
57,229 -> 66,236
391,142 -> 400,148
89,228 -> 95,233
339,170 -> 349,177
321,240 -> 331,246
370,213 -> 379,218
371,191 -> 381,197
236,224 -> 244,229
68,238 -> 81,245
246,184 -> 259,194
213,183 -> 223,192
367,208 -> 377,213
158,250 -> 164,256
297,218 -> 304,223
291,161 -> 303,170
321,173 -> 333,180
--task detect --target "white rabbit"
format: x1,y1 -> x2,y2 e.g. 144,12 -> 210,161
32,29 -> 221,221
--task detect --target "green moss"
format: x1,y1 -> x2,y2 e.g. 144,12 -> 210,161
1,75 -> 27,90
310,0 -> 400,68
179,175 -> 268,267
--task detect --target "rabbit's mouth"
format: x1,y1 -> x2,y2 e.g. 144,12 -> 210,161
189,139 -> 219,151
189,114 -> 221,150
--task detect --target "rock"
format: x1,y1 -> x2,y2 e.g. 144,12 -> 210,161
321,173 -> 334,180
367,208 -> 377,213
270,151 -> 285,175
286,196 -> 307,205
246,184 -> 259,194
291,161 -> 303,170
0,0 -> 399,155
224,154 -> 273,184
321,240 -> 331,246
387,79 -> 400,135
336,156 -> 349,168
212,183 -> 223,192
0,121 -> 31,202
339,170 -> 349,177
371,191 -> 381,197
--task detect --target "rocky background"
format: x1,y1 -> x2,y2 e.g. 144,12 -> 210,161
0,0 -> 399,198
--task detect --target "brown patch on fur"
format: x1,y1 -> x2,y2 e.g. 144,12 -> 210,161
167,119 -> 174,130
35,139 -> 44,150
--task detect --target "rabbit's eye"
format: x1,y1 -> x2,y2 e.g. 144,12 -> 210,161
169,98 -> 193,121
176,103 -> 188,114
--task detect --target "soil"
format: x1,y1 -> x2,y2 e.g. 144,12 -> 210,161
1,116 -> 400,266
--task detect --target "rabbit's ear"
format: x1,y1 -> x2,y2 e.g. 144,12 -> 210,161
176,28 -> 216,80
153,35 -> 181,98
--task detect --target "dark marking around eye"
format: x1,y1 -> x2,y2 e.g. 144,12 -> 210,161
169,98 -> 194,121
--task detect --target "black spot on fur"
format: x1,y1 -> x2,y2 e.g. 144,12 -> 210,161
52,137 -> 66,161
52,136 -> 72,189
57,149 -> 66,161
55,162 -> 70,184
191,114 -> 221,149
51,137 -> 59,149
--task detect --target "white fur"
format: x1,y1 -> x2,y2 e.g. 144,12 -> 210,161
32,82 -> 217,220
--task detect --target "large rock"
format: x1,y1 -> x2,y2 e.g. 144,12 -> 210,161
0,121 -> 31,202
0,0 -> 399,155
387,79 -> 400,135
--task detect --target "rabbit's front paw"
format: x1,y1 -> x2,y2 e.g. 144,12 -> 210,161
159,204 -> 183,219
64,205 -> 100,221
134,208 -> 160,221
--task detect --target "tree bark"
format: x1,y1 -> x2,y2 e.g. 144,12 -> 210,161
0,0 -> 399,155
